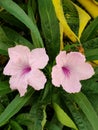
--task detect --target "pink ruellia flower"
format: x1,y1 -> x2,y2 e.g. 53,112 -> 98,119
3,45 -> 49,97
51,51 -> 95,93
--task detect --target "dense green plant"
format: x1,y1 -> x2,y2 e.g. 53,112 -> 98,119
0,0 -> 98,130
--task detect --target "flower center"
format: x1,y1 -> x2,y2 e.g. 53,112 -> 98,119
62,66 -> 70,78
22,66 -> 31,75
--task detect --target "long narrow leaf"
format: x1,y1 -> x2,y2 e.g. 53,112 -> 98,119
81,17 -> 98,42
62,95 -> 93,130
0,88 -> 34,126
2,26 -> 33,50
27,0 -> 37,45
53,103 -> 78,130
73,92 -> 98,130
38,0 -> 60,61
0,26 -> 14,55
85,48 -> 98,60
0,0 -> 43,48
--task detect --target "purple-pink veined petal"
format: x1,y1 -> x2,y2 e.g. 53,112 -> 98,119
3,60 -> 23,76
61,72 -> 81,93
29,48 -> 49,69
65,52 -> 95,80
52,65 -> 64,87
72,62 -> 95,80
9,75 -> 28,97
56,51 -> 67,66
62,75 -> 81,93
8,45 -> 30,64
52,65 -> 81,93
52,51 -> 95,93
27,69 -> 47,90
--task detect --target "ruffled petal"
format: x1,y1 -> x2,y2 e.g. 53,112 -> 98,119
61,73 -> 81,93
56,51 -> 67,67
29,48 -> 49,69
66,52 -> 94,80
8,45 -> 30,64
28,69 -> 47,90
3,61 -> 23,76
52,65 -> 64,87
66,52 -> 86,67
9,75 -> 28,97
72,62 -> 95,80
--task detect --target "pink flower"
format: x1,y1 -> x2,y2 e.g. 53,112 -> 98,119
51,51 -> 95,93
3,45 -> 49,97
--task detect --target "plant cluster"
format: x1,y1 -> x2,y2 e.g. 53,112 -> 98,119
0,0 -> 98,130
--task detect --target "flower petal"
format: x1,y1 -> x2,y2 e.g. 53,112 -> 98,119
9,75 -> 28,97
62,75 -> 81,93
52,65 -> 81,93
72,62 -> 95,80
29,48 -> 49,69
8,45 -> 30,64
56,51 -> 67,66
52,65 -> 64,87
28,69 -> 47,90
3,61 -> 22,76
61,73 -> 81,93
66,52 -> 95,80
66,52 -> 86,66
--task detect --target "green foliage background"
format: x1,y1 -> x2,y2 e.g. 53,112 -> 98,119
0,0 -> 98,130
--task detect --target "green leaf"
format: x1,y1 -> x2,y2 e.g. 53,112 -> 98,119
53,103 -> 78,130
87,94 -> 98,116
38,0 -> 60,61
2,26 -> 33,50
0,0 -> 44,48
0,88 -> 34,126
62,94 -> 93,130
0,11 -> 26,30
41,105 -> 47,128
73,92 -> 98,130
83,38 -> 98,49
45,114 -> 63,130
27,0 -> 36,25
0,26 -> 33,55
10,120 -> 23,130
45,121 -> 62,130
0,41 -> 9,55
30,103 -> 46,130
27,0 -> 38,45
81,17 -> 98,43
85,48 -> 98,60
81,76 -> 98,94
62,0 -> 79,36
40,82 -> 53,104
83,80 -> 98,94
0,26 -> 14,55
0,81 -> 11,96
16,113 -> 34,127
16,106 -> 46,129
16,91 -> 45,130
